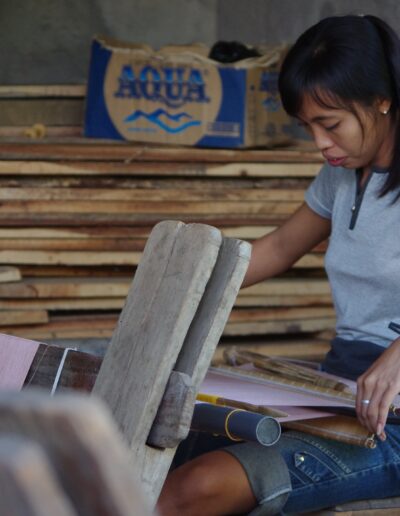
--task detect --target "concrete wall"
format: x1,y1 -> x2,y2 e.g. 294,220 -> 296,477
2,0 -> 400,84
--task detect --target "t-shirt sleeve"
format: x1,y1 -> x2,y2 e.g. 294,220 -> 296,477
305,162 -> 339,219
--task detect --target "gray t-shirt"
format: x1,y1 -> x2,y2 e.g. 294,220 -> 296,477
305,163 -> 400,348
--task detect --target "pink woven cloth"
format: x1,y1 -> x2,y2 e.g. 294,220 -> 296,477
0,333 -> 39,390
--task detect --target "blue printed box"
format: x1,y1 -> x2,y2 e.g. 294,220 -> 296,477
84,37 -> 291,148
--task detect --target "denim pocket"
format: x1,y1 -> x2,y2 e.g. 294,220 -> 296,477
293,450 -> 340,484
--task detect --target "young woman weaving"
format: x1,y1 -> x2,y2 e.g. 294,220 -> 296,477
158,14 -> 400,515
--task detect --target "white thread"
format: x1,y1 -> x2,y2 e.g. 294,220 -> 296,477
50,347 -> 76,396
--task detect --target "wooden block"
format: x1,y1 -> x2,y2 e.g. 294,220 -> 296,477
147,371 -> 195,449
0,391 -> 152,516
0,435 -> 77,516
235,295 -> 332,307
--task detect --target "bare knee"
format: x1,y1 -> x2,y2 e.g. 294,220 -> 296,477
157,450 -> 257,516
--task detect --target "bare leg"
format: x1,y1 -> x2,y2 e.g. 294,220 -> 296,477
157,450 -> 257,516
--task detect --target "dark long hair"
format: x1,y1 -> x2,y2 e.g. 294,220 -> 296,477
278,15 -> 400,197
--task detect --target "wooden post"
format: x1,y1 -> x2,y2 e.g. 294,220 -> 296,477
92,220 -> 251,505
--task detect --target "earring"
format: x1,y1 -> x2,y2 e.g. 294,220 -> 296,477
382,109 -> 389,115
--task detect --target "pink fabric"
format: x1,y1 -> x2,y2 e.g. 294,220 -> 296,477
0,333 -> 40,390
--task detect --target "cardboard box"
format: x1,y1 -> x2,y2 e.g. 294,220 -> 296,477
84,37 -> 292,148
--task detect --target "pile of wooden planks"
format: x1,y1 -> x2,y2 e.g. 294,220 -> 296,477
0,85 -> 334,361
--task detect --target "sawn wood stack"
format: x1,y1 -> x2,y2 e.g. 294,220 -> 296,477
0,85 -> 334,361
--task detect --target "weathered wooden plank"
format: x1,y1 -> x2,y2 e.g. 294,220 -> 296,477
18,265 -> 135,277
0,238 -> 145,251
0,296 -> 333,311
143,237 -> 251,494
92,221 -> 222,501
0,199 -> 302,214
0,141 -> 323,163
0,310 -> 48,326
229,306 -> 335,322
0,277 -> 329,299
243,279 -> 331,296
0,176 -> 311,190
0,391 -> 152,515
224,318 -> 336,336
0,278 -> 131,298
0,250 -> 142,265
93,222 -> 250,504
0,227 -> 151,239
0,213 -> 288,226
0,160 -> 320,178
0,226 -> 327,249
0,436 -> 77,516
3,327 -> 114,340
0,250 -> 324,267
0,187 -> 305,202
0,298 -> 124,310
235,294 -> 332,307
212,339 -> 331,362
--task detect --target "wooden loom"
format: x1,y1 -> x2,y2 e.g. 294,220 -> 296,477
2,219 -> 400,514
0,219 -> 251,511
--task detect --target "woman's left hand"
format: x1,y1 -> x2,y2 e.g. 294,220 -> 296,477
356,338 -> 400,440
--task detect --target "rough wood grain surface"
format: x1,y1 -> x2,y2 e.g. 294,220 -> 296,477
0,436 -> 77,516
0,141 -> 322,163
0,391 -> 152,516
92,221 -> 250,505
92,221 -> 222,500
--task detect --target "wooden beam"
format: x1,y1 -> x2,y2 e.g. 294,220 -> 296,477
0,141 -> 323,163
0,187 -> 305,202
0,85 -> 86,97
0,310 -> 48,326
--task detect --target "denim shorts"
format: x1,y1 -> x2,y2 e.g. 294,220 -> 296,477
223,424 -> 400,515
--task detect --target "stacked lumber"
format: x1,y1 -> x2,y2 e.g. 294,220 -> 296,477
0,85 -> 334,361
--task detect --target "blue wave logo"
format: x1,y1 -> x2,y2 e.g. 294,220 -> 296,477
123,108 -> 201,133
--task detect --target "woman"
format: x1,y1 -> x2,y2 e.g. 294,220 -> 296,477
157,14 -> 400,515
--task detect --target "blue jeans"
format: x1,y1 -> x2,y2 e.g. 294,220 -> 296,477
224,424 -> 400,514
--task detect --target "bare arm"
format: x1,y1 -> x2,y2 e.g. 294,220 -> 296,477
242,202 -> 331,288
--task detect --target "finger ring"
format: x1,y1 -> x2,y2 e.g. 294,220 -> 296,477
361,399 -> 370,405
